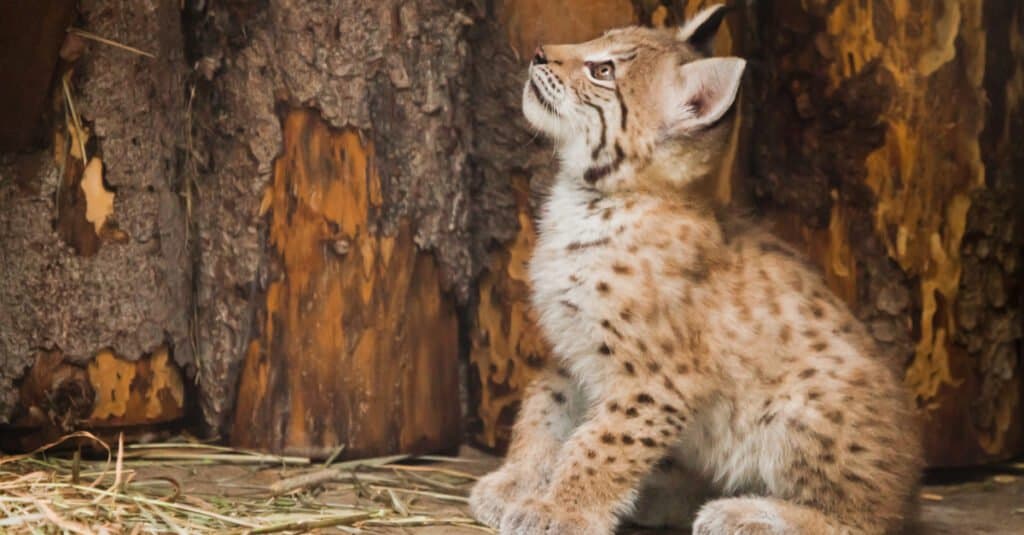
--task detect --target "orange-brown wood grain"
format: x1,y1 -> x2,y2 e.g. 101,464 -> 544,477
230,109 -> 460,459
468,175 -> 551,451
4,346 -> 185,452
753,0 -> 1024,466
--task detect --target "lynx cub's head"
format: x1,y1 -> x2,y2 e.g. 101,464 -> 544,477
523,4 -> 744,192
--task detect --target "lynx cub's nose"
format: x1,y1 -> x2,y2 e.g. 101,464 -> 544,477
532,46 -> 548,65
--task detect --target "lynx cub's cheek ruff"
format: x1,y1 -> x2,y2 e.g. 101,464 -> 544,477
470,4 -> 923,535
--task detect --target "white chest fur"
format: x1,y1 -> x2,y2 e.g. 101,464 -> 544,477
529,181 -> 615,362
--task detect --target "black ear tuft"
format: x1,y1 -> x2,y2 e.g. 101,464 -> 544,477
678,4 -> 736,55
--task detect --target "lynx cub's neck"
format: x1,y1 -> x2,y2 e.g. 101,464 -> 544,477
470,5 -> 923,535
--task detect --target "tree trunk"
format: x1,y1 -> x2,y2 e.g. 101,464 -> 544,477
186,1 -> 473,457
749,0 -> 1024,467
0,0 -> 191,451
465,0 -> 1024,467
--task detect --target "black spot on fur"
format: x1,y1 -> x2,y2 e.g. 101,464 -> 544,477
798,368 -> 818,379
566,237 -> 611,251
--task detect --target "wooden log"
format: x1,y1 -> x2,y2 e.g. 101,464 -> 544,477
468,175 -> 551,450
2,346 -> 185,452
229,109 -> 461,458
0,0 -> 191,444
749,0 -> 1024,466
189,1 -> 479,443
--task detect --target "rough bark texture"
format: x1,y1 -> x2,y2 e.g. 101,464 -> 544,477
0,0 -> 190,445
185,0 -> 475,454
465,0 -> 1024,467
750,0 -> 1024,467
228,110 -> 461,457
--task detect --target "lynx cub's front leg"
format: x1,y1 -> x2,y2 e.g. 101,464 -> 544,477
469,365 -> 581,528
500,371 -> 700,535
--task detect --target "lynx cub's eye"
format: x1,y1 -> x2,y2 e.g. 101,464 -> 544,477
587,61 -> 615,82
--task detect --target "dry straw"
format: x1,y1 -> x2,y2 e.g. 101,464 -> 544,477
0,432 -> 492,534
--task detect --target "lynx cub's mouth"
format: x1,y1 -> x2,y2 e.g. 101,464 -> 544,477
474,4 -> 923,535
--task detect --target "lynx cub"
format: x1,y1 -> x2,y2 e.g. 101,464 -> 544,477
469,4 -> 923,535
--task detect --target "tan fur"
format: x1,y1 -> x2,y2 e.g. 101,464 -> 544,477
470,5 -> 923,535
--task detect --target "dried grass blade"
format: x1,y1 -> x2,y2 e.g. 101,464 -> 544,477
61,72 -> 88,162
269,467 -> 343,496
141,502 -> 190,535
323,444 -> 346,467
67,28 -> 156,58
387,464 -> 479,481
243,511 -> 376,534
33,500 -> 95,535
328,453 -> 409,470
369,485 -> 469,503
387,489 -> 410,516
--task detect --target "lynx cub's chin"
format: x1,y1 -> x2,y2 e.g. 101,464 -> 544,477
471,4 -> 923,535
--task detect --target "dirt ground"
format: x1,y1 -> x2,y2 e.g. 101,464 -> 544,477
126,446 -> 1024,534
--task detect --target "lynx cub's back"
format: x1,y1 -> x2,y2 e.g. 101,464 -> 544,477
470,5 -> 923,535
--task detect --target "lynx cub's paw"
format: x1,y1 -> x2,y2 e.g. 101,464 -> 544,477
469,466 -> 543,528
692,498 -> 791,535
499,499 -> 611,535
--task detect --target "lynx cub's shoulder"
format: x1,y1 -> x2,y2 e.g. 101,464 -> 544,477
470,4 -> 923,535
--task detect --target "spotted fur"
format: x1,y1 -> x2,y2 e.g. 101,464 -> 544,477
470,5 -> 923,535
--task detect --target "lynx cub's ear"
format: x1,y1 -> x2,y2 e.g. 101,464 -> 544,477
661,57 -> 745,134
677,3 -> 733,54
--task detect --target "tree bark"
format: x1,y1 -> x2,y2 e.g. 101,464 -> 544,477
749,0 -> 1024,467
0,0 -> 191,449
185,0 -> 474,456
